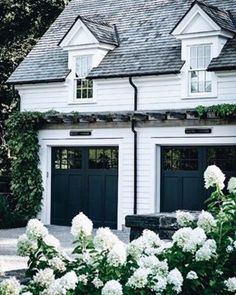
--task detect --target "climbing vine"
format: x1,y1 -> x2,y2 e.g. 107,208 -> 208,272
196,104 -> 236,118
6,111 -> 44,225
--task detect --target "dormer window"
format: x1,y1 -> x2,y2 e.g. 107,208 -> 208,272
75,55 -> 93,100
189,44 -> 212,95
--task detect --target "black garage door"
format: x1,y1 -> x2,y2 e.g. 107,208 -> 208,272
161,146 -> 236,212
51,147 -> 118,229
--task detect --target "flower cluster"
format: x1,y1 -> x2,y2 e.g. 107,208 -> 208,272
204,165 -> 225,190
0,165 -> 235,295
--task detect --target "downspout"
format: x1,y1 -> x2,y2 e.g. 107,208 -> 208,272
129,77 -> 138,215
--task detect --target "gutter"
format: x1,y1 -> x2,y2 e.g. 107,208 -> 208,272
129,77 -> 138,215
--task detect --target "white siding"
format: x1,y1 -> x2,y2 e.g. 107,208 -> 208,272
18,72 -> 236,113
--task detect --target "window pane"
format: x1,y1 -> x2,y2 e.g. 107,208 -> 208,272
164,148 -> 198,171
54,148 -> 82,170
190,70 -> 212,94
89,148 -> 118,169
207,148 -> 236,171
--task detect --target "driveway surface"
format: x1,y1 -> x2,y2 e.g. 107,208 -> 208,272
0,226 -> 130,272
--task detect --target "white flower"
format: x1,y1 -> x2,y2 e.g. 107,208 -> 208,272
60,271 -> 78,290
0,259 -> 5,276
142,230 -> 162,248
151,275 -> 167,293
167,268 -> 183,294
17,234 -> 38,257
176,211 -> 194,227
195,239 -> 217,261
197,211 -> 216,233
102,280 -> 123,295
228,177 -> 236,194
234,241 -> 236,249
26,219 -> 48,240
71,212 -> 93,237
172,227 -> 192,248
92,277 -> 104,289
107,241 -> 127,267
49,257 -> 66,272
225,277 -> 236,293
43,279 -> 62,295
127,268 -> 150,289
186,271 -> 198,280
138,256 -> 168,276
127,237 -> 145,259
94,228 -> 119,251
33,268 -> 55,288
226,245 -> 234,253
21,292 -> 33,295
78,274 -> 88,285
204,165 -> 225,190
43,234 -> 60,249
0,277 -> 21,295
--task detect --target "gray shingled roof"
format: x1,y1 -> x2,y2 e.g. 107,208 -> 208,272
7,0 -> 236,84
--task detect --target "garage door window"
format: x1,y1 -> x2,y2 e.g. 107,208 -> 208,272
89,148 -> 118,169
163,147 -> 199,171
207,147 -> 236,171
54,148 -> 82,170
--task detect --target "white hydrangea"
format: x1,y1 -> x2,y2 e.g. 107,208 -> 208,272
101,280 -> 123,295
186,271 -> 198,280
78,274 -> 88,285
167,268 -> 183,294
204,165 -> 225,190
94,227 -> 119,252
227,177 -> 236,194
17,234 -> 38,257
151,275 -> 167,293
142,230 -> 162,248
127,237 -> 145,259
107,241 -> 127,267
138,256 -> 168,276
0,277 -> 21,295
33,268 -> 55,288
127,268 -> 150,289
197,211 -> 216,233
42,279 -> 62,295
92,277 -> 104,289
43,234 -> 60,249
0,259 -> 5,276
21,292 -> 33,295
172,227 -> 192,248
176,211 -> 194,227
226,245 -> 234,254
195,239 -> 217,261
26,219 -> 48,240
48,257 -> 66,272
71,212 -> 93,238
224,277 -> 236,293
60,271 -> 78,290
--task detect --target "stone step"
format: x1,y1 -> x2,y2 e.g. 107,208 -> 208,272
125,212 -> 200,241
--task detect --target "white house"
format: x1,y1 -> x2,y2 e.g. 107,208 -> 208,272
8,0 -> 236,229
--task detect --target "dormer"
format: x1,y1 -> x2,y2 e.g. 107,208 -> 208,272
171,1 -> 236,98
59,16 -> 119,103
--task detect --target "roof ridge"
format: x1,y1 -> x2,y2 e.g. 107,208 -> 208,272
194,0 -> 229,15
80,16 -> 112,28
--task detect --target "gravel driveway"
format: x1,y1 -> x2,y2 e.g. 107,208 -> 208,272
0,226 -> 130,272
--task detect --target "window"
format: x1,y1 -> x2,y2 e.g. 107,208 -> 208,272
189,44 -> 212,94
75,56 -> 93,100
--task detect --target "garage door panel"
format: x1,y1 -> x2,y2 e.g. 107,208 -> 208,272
87,175 -> 104,227
162,177 -> 182,212
51,147 -> 118,228
183,177 -> 203,211
51,174 -> 68,225
67,175 -> 85,222
104,175 -> 118,229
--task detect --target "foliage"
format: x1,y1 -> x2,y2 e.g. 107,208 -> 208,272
1,166 -> 235,295
196,104 -> 236,119
0,0 -> 69,175
6,111 -> 44,225
0,193 -> 15,228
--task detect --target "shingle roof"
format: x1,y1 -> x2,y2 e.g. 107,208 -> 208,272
7,0 -> 236,84
197,1 -> 236,33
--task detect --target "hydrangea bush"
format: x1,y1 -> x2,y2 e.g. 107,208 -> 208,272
0,165 -> 235,295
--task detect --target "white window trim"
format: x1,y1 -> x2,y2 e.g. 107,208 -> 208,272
70,54 -> 96,104
181,39 -> 218,100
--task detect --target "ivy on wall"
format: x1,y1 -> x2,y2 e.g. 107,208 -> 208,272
6,111 -> 44,225
196,104 -> 236,119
